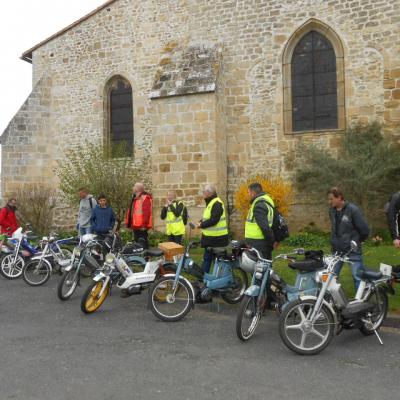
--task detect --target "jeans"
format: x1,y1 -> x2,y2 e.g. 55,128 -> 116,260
79,226 -> 92,237
334,253 -> 363,290
168,234 -> 183,245
202,248 -> 215,274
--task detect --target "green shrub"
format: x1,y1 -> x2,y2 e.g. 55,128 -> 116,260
286,232 -> 328,248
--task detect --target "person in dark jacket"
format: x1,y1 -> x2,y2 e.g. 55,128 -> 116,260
245,183 -> 276,260
160,191 -> 188,244
91,194 -> 116,237
328,187 -> 370,290
386,192 -> 400,248
196,185 -> 229,273
0,197 -> 19,236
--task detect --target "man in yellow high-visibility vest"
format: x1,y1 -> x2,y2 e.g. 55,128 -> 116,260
245,182 -> 276,260
160,191 -> 188,244
196,185 -> 229,273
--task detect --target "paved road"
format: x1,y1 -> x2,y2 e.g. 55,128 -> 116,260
1,276 -> 399,400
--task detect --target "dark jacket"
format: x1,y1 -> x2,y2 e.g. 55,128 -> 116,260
91,205 -> 116,234
329,202 -> 369,254
245,192 -> 275,253
200,194 -> 229,248
160,201 -> 188,225
387,192 -> 400,240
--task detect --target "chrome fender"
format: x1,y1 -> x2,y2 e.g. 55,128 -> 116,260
29,256 -> 52,271
162,273 -> 196,304
298,295 -> 338,327
244,284 -> 260,297
93,272 -> 108,282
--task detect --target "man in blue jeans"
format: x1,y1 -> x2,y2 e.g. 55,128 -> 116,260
328,187 -> 370,289
77,187 -> 97,236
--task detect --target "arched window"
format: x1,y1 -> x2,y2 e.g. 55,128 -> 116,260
107,76 -> 133,156
283,19 -> 345,134
292,31 -> 337,132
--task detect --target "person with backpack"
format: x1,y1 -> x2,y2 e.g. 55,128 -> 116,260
0,197 -> 19,236
386,192 -> 400,248
328,187 -> 370,290
91,194 -> 116,237
77,187 -> 97,236
244,183 -> 277,260
160,191 -> 188,244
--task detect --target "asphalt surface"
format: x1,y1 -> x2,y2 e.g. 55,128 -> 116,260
1,275 -> 399,400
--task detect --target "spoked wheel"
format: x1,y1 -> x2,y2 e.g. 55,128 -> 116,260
81,279 -> 109,314
148,276 -> 194,322
23,259 -> 52,286
57,268 -> 79,301
221,268 -> 248,304
0,254 -> 24,279
236,295 -> 262,341
279,298 -> 335,355
359,288 -> 388,335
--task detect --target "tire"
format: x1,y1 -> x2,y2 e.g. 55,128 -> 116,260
279,298 -> 335,355
359,288 -> 388,336
22,259 -> 52,286
0,254 -> 25,279
148,275 -> 194,322
57,269 -> 79,301
221,268 -> 248,304
80,279 -> 109,314
236,295 -> 262,341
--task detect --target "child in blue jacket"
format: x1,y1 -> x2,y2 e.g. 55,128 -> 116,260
91,194 -> 116,235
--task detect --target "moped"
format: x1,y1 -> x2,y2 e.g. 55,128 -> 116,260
236,247 -> 322,341
279,242 -> 395,355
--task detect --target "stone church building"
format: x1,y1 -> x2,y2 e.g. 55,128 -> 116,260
1,0 -> 399,232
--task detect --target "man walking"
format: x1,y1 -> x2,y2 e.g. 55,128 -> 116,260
77,188 -> 97,236
125,182 -> 152,248
244,183 -> 275,260
328,187 -> 370,290
196,185 -> 229,273
160,191 -> 187,244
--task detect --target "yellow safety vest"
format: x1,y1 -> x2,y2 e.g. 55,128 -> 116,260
245,194 -> 274,240
202,197 -> 228,237
166,201 -> 186,236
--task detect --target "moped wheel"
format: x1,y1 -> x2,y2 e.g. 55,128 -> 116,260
221,268 -> 248,304
57,269 -> 79,301
0,254 -> 24,279
279,298 -> 335,355
81,279 -> 109,314
236,295 -> 262,341
359,287 -> 388,336
23,259 -> 52,286
148,276 -> 193,322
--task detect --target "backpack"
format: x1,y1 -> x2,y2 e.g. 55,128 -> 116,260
266,201 -> 290,243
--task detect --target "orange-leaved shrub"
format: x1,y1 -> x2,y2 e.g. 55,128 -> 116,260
234,175 -> 293,221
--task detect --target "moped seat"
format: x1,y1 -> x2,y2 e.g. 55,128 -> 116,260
144,248 -> 164,258
288,259 -> 323,272
358,268 -> 383,281
208,247 -> 227,256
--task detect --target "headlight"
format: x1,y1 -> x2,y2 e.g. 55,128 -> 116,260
316,271 -> 329,283
73,248 -> 81,257
105,253 -> 115,264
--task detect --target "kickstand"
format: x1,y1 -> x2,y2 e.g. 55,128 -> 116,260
373,329 -> 384,345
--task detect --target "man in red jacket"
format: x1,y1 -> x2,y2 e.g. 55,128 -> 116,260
125,182 -> 152,248
0,197 -> 19,236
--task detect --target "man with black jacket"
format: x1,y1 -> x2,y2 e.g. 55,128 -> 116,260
245,183 -> 275,260
328,187 -> 370,290
196,185 -> 229,273
160,191 -> 188,244
386,192 -> 400,248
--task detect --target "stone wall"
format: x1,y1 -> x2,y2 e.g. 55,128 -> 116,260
1,0 -> 399,234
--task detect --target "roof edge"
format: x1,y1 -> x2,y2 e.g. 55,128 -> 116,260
21,0 -> 119,63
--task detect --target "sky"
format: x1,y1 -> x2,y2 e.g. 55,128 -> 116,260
0,0 -> 106,134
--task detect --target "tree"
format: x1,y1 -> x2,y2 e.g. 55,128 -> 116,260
292,122 -> 400,223
55,142 -> 145,229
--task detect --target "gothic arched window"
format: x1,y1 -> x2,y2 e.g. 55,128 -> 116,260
291,31 -> 338,132
107,76 -> 133,156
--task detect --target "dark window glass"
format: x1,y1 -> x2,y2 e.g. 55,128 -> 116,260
291,31 -> 338,132
109,78 -> 133,156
